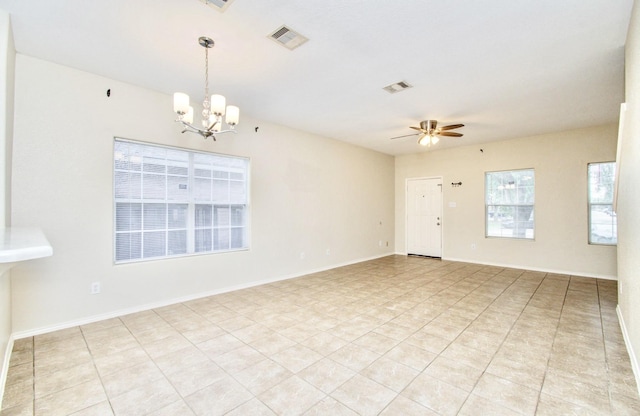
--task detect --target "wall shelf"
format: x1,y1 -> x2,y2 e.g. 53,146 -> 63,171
0,228 -> 52,272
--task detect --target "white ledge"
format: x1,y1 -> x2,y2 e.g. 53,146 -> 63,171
0,227 -> 53,264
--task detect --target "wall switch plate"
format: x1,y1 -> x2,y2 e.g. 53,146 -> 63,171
91,282 -> 101,294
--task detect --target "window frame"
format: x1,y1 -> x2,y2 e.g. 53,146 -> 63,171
485,168 -> 535,240
113,138 -> 250,264
587,161 -> 617,246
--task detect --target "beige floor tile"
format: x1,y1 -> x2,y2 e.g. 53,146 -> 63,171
248,332 -> 297,356
84,333 -> 140,358
298,358 -> 355,394
458,393 -> 521,416
8,349 -> 33,369
69,401 -> 114,416
180,324 -> 226,344
328,344 -> 380,372
164,359 -> 227,396
0,400 -> 34,416
485,355 -> 547,391
212,344 -> 265,373
4,362 -> 33,387
34,379 -> 107,416
610,390 -> 640,416
185,376 -> 253,416
196,333 -> 244,358
234,359 -> 293,395
352,332 -> 400,355
225,398 -> 277,416
146,400 -> 196,416
259,376 -> 325,416
300,332 -> 348,356
34,360 -> 99,398
1,379 -> 33,413
231,323 -> 275,343
109,377 -> 180,416
360,356 -> 419,392
271,344 -> 323,373
402,373 -> 470,416
142,333 -> 192,360
330,375 -> 397,416
535,393 -> 604,416
472,372 -> 539,415
423,355 -> 484,392
541,368 -> 611,414
92,346 -> 149,377
303,396 -> 359,415
383,342 -> 436,371
101,359 -> 164,398
379,396 -> 438,415
152,344 -> 209,375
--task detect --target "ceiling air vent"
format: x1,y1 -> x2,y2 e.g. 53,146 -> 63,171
268,25 -> 309,50
383,81 -> 413,94
198,0 -> 235,13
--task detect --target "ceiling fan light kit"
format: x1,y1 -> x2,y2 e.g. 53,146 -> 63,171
390,119 -> 464,147
173,37 -> 239,141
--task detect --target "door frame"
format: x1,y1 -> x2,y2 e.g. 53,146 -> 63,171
405,176 -> 444,257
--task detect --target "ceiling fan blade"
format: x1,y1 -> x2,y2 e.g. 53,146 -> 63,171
438,131 -> 463,137
389,133 -> 419,140
409,126 -> 424,132
439,124 -> 464,131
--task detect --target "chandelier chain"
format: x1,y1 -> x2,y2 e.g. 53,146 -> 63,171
202,46 -> 210,116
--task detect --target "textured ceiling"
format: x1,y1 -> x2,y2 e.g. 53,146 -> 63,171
0,0 -> 633,155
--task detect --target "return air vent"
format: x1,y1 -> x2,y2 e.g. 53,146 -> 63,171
268,25 -> 309,50
198,0 -> 234,13
383,81 -> 413,94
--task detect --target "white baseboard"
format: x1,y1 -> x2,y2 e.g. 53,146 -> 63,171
11,252 -> 395,340
0,334 -> 14,411
617,305 -> 640,396
398,252 -> 616,280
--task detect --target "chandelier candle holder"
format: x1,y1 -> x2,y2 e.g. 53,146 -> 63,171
173,37 -> 239,140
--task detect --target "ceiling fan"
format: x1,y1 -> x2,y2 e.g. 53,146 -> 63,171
390,120 -> 464,146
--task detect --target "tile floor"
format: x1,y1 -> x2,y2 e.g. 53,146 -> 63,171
2,255 -> 640,415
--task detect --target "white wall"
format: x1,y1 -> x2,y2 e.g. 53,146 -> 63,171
617,0 -> 640,390
395,125 -> 618,278
9,55 -> 395,334
0,8 -> 14,406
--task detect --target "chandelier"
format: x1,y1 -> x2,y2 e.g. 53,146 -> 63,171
173,37 -> 239,140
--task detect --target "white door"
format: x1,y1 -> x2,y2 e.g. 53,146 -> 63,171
407,178 -> 442,257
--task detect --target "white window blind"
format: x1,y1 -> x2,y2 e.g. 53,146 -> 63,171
588,162 -> 617,245
114,139 -> 249,263
485,169 -> 535,239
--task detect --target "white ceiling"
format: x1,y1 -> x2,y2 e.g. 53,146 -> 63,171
0,0 -> 633,155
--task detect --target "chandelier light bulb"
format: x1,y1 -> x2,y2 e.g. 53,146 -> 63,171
173,93 -> 190,114
184,106 -> 194,124
226,105 -> 239,126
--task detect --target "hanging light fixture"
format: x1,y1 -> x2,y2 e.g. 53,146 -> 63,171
418,133 -> 440,147
173,37 -> 239,140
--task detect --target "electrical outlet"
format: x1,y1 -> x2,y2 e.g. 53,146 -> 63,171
300,252 -> 305,260
378,240 -> 382,247
471,243 -> 477,250
91,282 -> 101,295
326,248 -> 330,256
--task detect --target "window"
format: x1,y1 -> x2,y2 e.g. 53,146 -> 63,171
485,169 -> 535,239
114,139 -> 249,263
588,162 -> 616,245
